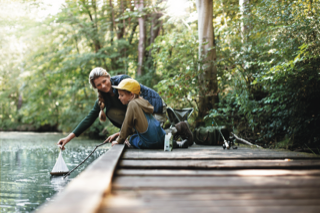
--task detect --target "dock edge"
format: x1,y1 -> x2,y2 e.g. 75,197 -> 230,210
37,144 -> 125,213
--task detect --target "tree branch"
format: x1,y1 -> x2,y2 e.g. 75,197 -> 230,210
231,132 -> 263,148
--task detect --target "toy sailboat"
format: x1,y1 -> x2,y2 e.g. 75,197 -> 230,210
50,146 -> 69,176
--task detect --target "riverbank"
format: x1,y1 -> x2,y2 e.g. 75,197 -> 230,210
0,123 -> 60,132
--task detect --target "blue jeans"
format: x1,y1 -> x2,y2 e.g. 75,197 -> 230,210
129,112 -> 165,149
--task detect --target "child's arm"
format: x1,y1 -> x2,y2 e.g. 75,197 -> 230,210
116,126 -> 134,144
116,102 -> 137,144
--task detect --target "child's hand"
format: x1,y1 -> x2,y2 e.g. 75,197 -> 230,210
104,132 -> 120,143
124,139 -> 131,148
111,141 -> 119,147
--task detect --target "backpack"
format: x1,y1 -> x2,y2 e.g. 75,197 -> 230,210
193,126 -> 229,145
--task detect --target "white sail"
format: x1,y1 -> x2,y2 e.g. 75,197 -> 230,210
51,149 -> 69,175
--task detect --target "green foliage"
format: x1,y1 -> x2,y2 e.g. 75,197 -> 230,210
0,0 -> 168,136
0,0 -> 39,130
2,0 -> 320,150
152,21 -> 199,117
206,0 -> 320,148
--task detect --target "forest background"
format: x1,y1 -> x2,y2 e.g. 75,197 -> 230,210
1,0 -> 319,152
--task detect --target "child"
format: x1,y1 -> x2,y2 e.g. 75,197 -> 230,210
105,78 -> 193,149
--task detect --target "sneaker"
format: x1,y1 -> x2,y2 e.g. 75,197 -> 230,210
178,139 -> 189,148
175,121 -> 193,146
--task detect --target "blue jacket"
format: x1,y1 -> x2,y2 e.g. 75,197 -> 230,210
73,75 -> 163,136
110,75 -> 163,113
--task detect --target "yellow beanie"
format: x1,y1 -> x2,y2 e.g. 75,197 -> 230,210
112,78 -> 141,95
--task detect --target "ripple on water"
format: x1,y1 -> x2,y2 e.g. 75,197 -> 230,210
0,132 -> 110,212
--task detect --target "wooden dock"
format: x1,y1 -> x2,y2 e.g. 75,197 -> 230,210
39,144 -> 320,213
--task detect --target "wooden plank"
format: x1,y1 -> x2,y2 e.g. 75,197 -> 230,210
123,147 -> 319,160
119,159 -> 320,169
98,205 -> 320,213
37,144 -> 125,213
101,196 -> 320,207
112,176 -> 320,189
112,188 -> 320,200
116,169 -> 320,177
100,188 -> 320,213
124,147 -> 308,153
123,152 -> 318,160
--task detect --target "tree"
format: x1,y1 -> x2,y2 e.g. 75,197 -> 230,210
0,0 -> 39,129
196,0 -> 218,124
239,0 -> 249,43
11,0 -> 165,134
136,0 -> 145,76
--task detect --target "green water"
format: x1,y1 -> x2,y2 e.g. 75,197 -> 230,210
0,132 -> 110,213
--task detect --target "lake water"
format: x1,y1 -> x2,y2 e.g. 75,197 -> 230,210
0,132 -> 110,213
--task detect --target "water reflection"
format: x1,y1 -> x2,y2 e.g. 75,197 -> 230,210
49,176 -> 69,193
0,132 -> 110,213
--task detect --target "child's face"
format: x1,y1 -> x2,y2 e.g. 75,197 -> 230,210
118,90 -> 134,105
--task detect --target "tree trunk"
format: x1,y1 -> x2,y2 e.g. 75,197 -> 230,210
17,63 -> 24,110
117,0 -> 126,39
240,0 -> 249,43
136,0 -> 145,77
84,0 -> 101,53
149,12 -> 162,56
109,0 -> 116,44
129,22 -> 139,45
196,0 -> 218,125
